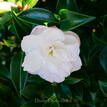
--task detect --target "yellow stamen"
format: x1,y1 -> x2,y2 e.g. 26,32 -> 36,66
49,50 -> 53,56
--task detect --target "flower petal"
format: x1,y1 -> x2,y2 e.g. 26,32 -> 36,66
30,25 -> 48,35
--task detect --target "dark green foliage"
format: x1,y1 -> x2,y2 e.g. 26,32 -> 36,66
18,8 -> 57,25
10,52 -> 28,93
59,9 -> 95,31
100,46 -> 107,73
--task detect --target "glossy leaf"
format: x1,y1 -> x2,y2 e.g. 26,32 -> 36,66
59,9 -> 96,31
11,11 -> 32,40
18,8 -> 57,25
64,77 -> 82,85
99,81 -> 107,97
10,52 -> 28,93
100,46 -> 107,73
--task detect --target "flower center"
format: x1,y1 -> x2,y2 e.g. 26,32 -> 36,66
49,46 -> 56,56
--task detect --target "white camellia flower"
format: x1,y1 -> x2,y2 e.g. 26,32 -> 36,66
0,2 -> 17,13
21,25 -> 82,83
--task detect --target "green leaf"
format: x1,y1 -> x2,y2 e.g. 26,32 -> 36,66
56,0 -> 78,11
21,84 -> 41,99
0,44 -> 3,50
28,75 -> 46,84
61,84 -> 72,98
0,12 -> 12,25
0,9 -> 10,14
44,85 -> 54,97
10,52 -> 28,93
7,0 -> 15,4
0,64 -> 10,79
100,46 -> 107,73
99,81 -> 107,97
56,0 -> 68,11
0,83 -> 23,107
92,32 -> 107,45
59,9 -> 96,31
18,8 -> 57,25
26,0 -> 39,8
3,39 -> 16,47
64,77 -> 83,85
43,93 -> 60,107
19,0 -> 39,9
11,11 -> 32,40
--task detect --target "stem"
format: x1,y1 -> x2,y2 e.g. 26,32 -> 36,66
51,82 -> 57,93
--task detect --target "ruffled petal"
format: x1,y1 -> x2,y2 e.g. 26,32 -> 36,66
21,25 -> 82,83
